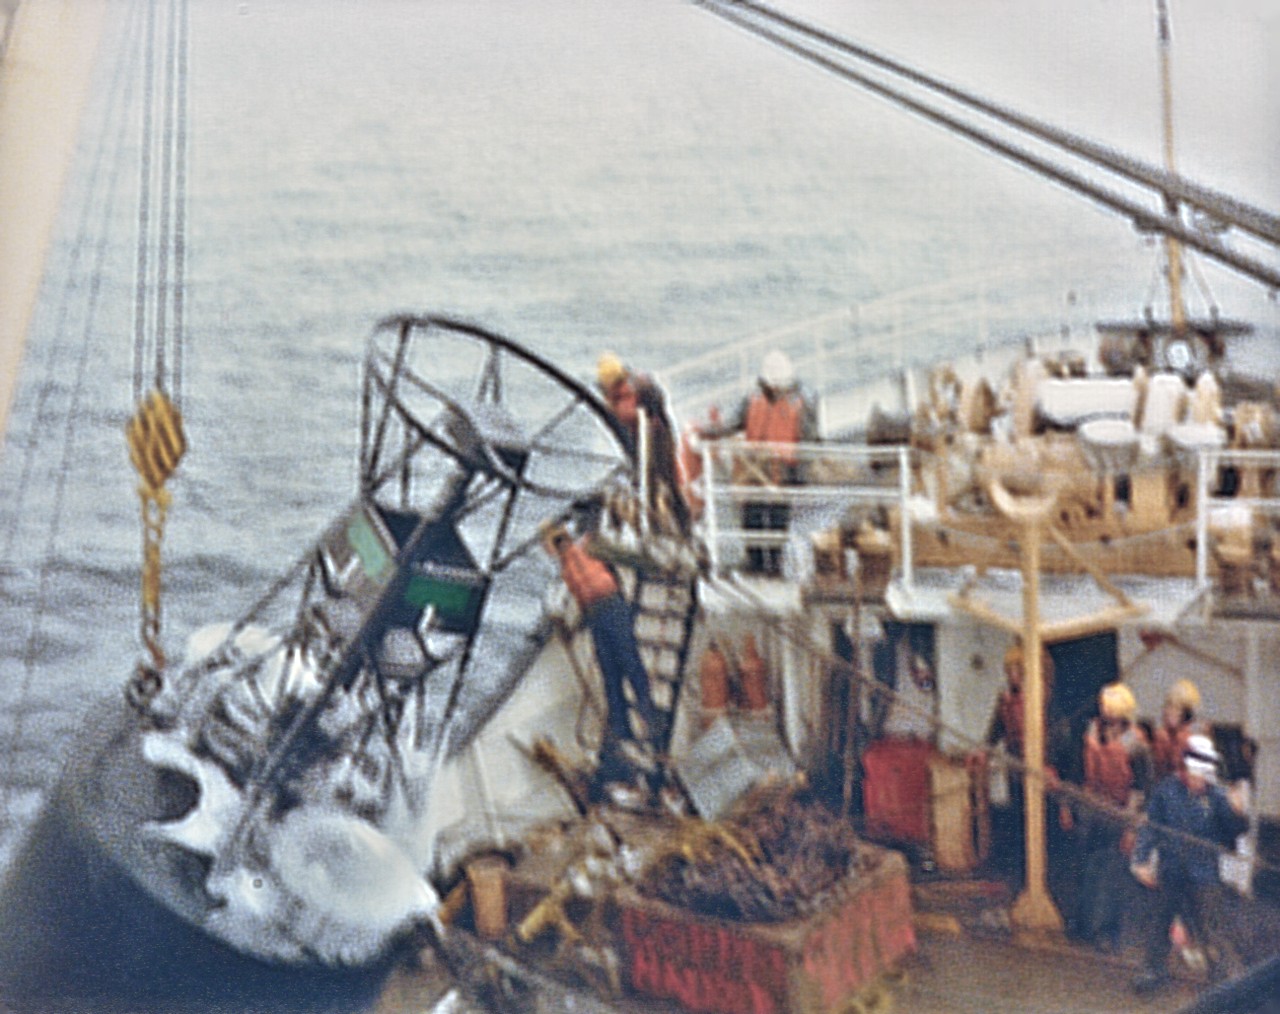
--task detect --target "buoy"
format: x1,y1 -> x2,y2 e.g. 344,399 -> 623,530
739,634 -> 770,712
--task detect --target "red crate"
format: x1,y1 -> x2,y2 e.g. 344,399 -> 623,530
862,737 -> 934,844
618,847 -> 914,1014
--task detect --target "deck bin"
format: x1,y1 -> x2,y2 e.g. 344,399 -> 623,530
618,846 -> 914,1014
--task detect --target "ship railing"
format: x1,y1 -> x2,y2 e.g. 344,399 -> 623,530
1194,447 -> 1280,591
663,251 -> 1145,433
696,438 -> 919,589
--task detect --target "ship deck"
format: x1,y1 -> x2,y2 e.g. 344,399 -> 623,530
367,804 -> 1266,1014
374,922 -> 1208,1014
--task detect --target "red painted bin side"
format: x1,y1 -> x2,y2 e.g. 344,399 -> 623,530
861,737 -> 934,844
619,850 -> 915,1014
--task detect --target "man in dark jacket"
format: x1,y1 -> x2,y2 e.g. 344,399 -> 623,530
1130,733 -> 1250,994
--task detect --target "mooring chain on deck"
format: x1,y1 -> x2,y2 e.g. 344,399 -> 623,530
704,572 -> 1280,882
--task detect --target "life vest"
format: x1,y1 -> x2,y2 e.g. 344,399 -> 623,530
699,643 -> 730,713
744,391 -> 803,453
741,392 -> 804,485
738,634 -> 770,711
606,377 -> 640,433
996,689 -> 1025,757
1152,722 -> 1195,780
1084,722 -> 1144,806
559,539 -> 618,610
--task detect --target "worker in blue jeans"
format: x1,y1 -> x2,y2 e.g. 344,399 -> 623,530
542,522 -> 660,785
1130,733 -> 1250,995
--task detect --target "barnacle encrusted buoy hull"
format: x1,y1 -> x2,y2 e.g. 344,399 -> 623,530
0,694 -> 395,1012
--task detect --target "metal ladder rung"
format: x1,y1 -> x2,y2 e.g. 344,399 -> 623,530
638,607 -> 691,620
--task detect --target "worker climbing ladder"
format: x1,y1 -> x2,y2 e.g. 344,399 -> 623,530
548,484 -> 702,773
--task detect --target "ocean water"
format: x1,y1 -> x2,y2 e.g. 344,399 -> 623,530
0,0 -> 1276,895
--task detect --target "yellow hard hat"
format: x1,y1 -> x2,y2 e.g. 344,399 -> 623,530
597,352 -> 626,391
1004,644 -> 1024,668
1166,678 -> 1201,713
538,519 -> 569,548
1100,682 -> 1137,721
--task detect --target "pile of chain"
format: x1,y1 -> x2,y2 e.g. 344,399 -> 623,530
638,793 -> 875,923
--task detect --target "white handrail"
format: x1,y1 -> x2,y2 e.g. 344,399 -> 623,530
1196,449 -> 1211,590
697,439 -> 914,579
697,440 -> 1280,594
661,249 -> 1146,425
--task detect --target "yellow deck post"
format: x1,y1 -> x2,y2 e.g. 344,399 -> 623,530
1008,507 -> 1063,932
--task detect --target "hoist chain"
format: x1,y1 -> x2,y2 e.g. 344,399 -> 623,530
125,388 -> 186,708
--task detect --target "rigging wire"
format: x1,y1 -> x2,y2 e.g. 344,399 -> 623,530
693,0 -> 1280,292
126,0 -> 190,690
154,0 -> 176,393
131,0 -> 155,406
717,0 -> 1280,249
131,0 -> 188,404
173,0 -> 189,407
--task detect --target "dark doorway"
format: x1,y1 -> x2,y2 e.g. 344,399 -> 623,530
1046,630 -> 1118,783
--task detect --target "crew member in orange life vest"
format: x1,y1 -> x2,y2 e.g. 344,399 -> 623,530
1065,681 -> 1152,950
699,350 -> 817,574
596,353 -> 689,534
1152,679 -> 1205,780
542,522 -> 660,780
980,642 -> 1067,880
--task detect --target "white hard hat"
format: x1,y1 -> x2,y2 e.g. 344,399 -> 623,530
760,350 -> 795,390
1183,733 -> 1220,782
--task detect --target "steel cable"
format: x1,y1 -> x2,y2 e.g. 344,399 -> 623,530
710,0 -> 1280,248
131,0 -> 156,405
694,0 -> 1280,292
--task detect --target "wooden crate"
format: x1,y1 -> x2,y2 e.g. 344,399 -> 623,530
617,847 -> 914,1014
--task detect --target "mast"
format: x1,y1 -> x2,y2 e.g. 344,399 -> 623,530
1155,0 -> 1186,334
